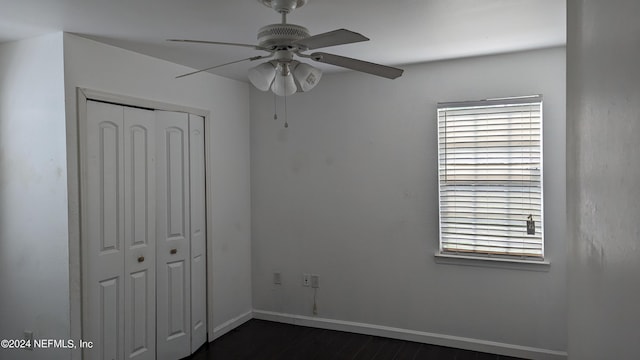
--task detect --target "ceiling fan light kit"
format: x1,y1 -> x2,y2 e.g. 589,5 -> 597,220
248,60 -> 322,95
247,62 -> 277,91
259,0 -> 308,14
170,0 -> 403,96
293,62 -> 322,92
272,64 -> 298,96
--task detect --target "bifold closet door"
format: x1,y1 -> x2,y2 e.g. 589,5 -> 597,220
123,106 -> 156,360
85,103 -> 206,360
189,114 -> 207,352
84,101 -> 156,360
156,111 -> 192,360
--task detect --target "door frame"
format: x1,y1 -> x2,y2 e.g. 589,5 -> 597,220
68,88 -> 213,360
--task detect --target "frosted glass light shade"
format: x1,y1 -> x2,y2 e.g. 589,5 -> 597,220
248,62 -> 276,91
293,63 -> 322,92
271,72 -> 297,96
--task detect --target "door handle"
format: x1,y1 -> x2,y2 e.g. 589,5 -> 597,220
170,249 -> 177,255
137,256 -> 144,263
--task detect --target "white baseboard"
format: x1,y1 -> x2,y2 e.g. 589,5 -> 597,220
252,310 -> 567,360
211,310 -> 253,341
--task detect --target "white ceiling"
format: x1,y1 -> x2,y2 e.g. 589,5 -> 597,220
0,0 -> 566,81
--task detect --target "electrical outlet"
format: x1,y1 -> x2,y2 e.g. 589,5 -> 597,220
311,274 -> 319,288
24,331 -> 33,350
273,272 -> 282,285
302,273 -> 310,287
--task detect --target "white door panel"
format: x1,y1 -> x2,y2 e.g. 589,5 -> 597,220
85,100 -> 126,360
156,110 -> 191,360
123,107 -> 156,360
189,114 -> 207,352
98,277 -> 121,360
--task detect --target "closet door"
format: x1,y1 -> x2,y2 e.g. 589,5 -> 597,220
189,114 -> 207,352
85,101 -> 126,360
85,102 -> 157,360
156,111 -> 192,360
85,102 -> 207,360
123,107 -> 156,360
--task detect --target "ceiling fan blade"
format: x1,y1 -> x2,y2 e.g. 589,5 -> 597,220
292,29 -> 369,50
167,39 -> 269,51
310,52 -> 404,79
176,55 -> 271,79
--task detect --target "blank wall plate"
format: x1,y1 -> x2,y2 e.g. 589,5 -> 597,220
273,272 -> 282,285
311,274 -> 319,288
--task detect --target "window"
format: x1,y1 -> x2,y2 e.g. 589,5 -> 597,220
437,95 -> 543,260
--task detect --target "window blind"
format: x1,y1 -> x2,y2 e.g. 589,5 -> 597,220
437,96 -> 544,259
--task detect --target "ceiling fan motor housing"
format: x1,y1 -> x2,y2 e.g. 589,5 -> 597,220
257,24 -> 310,50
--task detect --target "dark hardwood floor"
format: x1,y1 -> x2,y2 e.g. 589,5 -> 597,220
190,319 -> 526,360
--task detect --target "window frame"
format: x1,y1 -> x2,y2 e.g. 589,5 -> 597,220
436,95 -> 545,263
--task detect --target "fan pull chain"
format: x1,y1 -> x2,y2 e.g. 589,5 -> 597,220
273,92 -> 278,120
284,94 -> 289,128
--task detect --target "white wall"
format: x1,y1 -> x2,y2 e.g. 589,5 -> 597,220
567,1 -> 640,358
0,33 -> 70,360
63,33 -> 252,348
250,47 -> 566,356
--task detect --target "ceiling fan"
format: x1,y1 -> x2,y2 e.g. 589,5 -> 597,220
169,0 -> 404,96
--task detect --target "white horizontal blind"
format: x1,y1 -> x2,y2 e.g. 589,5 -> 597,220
437,96 -> 544,259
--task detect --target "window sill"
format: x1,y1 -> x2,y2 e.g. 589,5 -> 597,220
434,251 -> 550,272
